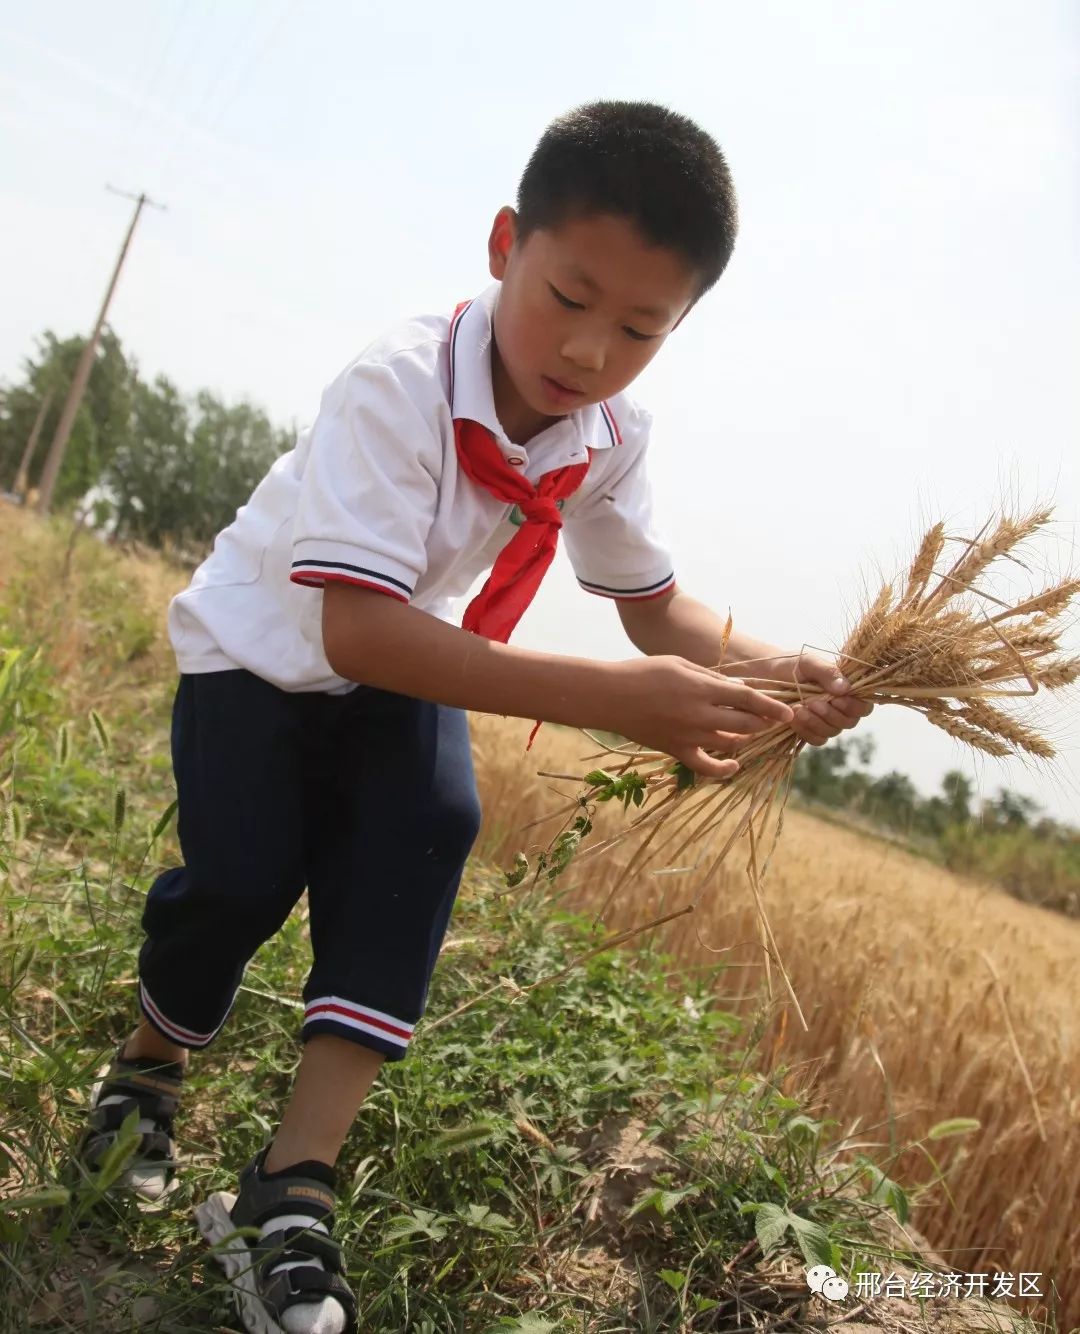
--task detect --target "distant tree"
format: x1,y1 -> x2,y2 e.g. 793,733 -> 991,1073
984,788 -> 1040,830
792,733 -> 875,806
942,769 -> 974,824
101,386 -> 291,551
0,327 -> 136,507
865,770 -> 919,832
2,325 -> 293,555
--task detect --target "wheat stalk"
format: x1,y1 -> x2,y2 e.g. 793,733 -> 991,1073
490,503 -> 1078,1033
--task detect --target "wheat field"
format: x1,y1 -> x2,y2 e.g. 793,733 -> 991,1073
471,711 -> 1080,1326
2,502 -> 1077,1327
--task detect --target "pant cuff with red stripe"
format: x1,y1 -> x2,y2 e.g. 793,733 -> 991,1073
136,669 -> 482,1063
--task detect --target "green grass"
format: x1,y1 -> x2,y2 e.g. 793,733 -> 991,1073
0,523 -> 1052,1333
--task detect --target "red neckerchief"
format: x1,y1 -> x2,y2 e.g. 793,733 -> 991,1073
452,299 -> 591,745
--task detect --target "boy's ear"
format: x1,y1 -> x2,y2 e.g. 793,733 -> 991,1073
488,207 -> 517,279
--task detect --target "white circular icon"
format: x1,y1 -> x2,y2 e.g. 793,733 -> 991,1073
805,1264 -> 836,1293
805,1265 -> 849,1301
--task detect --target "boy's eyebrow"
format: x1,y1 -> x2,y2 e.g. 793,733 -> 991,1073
565,266 -> 668,320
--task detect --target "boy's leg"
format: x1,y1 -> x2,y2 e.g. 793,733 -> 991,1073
273,686 -> 481,1168
136,669 -> 313,1052
86,670 -> 314,1196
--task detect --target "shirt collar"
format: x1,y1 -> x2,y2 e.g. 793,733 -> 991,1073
448,281 -> 623,455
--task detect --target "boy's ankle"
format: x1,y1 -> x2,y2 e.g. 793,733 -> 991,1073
120,1022 -> 189,1068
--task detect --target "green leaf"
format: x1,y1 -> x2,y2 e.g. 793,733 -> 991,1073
89,709 -> 111,756
414,1121 -> 497,1158
150,797 -> 178,843
84,1106 -> 142,1195
628,1184 -> 700,1218
486,1315 -> 559,1333
670,762 -> 697,791
787,1213 -> 834,1268
0,1185 -> 70,1213
784,1114 -> 823,1143
383,1208 -> 448,1241
504,852 -> 530,888
927,1117 -> 981,1140
461,1203 -> 512,1231
751,1201 -> 789,1256
659,1269 -> 686,1292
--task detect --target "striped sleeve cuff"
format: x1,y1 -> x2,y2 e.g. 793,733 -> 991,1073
290,540 -> 417,602
577,571 -> 676,601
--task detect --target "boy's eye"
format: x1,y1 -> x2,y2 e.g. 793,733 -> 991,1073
548,283 -> 655,341
550,284 -> 583,310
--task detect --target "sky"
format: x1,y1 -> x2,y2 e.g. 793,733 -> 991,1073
2,0 -> 1078,823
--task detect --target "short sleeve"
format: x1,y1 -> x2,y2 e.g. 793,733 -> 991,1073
290,361 -> 440,602
561,422 -> 676,602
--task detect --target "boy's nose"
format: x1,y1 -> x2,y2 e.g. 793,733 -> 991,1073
560,339 -> 606,373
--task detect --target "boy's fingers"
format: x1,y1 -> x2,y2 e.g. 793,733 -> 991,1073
708,709 -> 775,736
794,715 -> 835,744
717,682 -> 794,724
805,699 -> 853,728
681,748 -> 739,779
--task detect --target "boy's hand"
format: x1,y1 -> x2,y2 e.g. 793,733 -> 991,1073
606,655 -> 797,779
776,651 -> 875,746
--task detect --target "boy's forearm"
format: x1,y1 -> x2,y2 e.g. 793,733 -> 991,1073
323,586 -> 620,726
622,588 -> 791,679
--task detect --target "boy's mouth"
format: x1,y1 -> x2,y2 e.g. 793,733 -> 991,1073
542,374 -> 586,404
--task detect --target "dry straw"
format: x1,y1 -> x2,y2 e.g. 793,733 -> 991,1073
500,504 -> 1079,1027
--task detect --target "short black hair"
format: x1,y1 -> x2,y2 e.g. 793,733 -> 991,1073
514,100 -> 738,305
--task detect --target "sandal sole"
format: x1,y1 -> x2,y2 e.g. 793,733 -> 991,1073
195,1190 -> 289,1334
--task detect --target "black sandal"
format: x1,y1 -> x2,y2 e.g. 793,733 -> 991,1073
79,1046 -> 184,1202
195,1145 -> 358,1334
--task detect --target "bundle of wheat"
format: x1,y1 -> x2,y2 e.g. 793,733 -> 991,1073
503,505 -> 1079,1024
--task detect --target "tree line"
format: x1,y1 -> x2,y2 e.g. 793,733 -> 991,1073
792,735 -> 1079,917
0,327 -> 293,558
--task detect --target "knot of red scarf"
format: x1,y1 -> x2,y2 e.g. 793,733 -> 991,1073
454,417 -> 588,644
518,495 -> 564,527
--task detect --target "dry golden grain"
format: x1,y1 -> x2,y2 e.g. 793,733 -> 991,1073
901,520 -> 946,607
923,707 -> 1014,756
991,578 -> 1080,624
958,700 -> 1056,759
1035,657 -> 1080,690
840,583 -> 893,670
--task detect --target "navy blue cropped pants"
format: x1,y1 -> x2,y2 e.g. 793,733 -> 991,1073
137,669 -> 482,1061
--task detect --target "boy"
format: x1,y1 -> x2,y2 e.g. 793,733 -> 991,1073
81,100 -> 870,1334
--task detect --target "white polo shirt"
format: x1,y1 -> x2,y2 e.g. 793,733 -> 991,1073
167,280 -> 677,694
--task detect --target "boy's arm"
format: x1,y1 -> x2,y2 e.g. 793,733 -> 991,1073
617,586 -> 873,745
321,583 -> 797,775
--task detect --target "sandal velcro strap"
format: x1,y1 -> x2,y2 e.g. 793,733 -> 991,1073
256,1226 -> 344,1277
96,1082 -> 178,1122
89,1100 -> 140,1133
231,1156 -> 338,1231
261,1265 -> 358,1331
82,1124 -> 176,1168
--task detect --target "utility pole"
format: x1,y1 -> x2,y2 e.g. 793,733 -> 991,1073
12,388 -> 55,498
35,185 -> 166,515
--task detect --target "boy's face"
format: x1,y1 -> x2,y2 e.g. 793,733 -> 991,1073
486,206 -> 701,445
